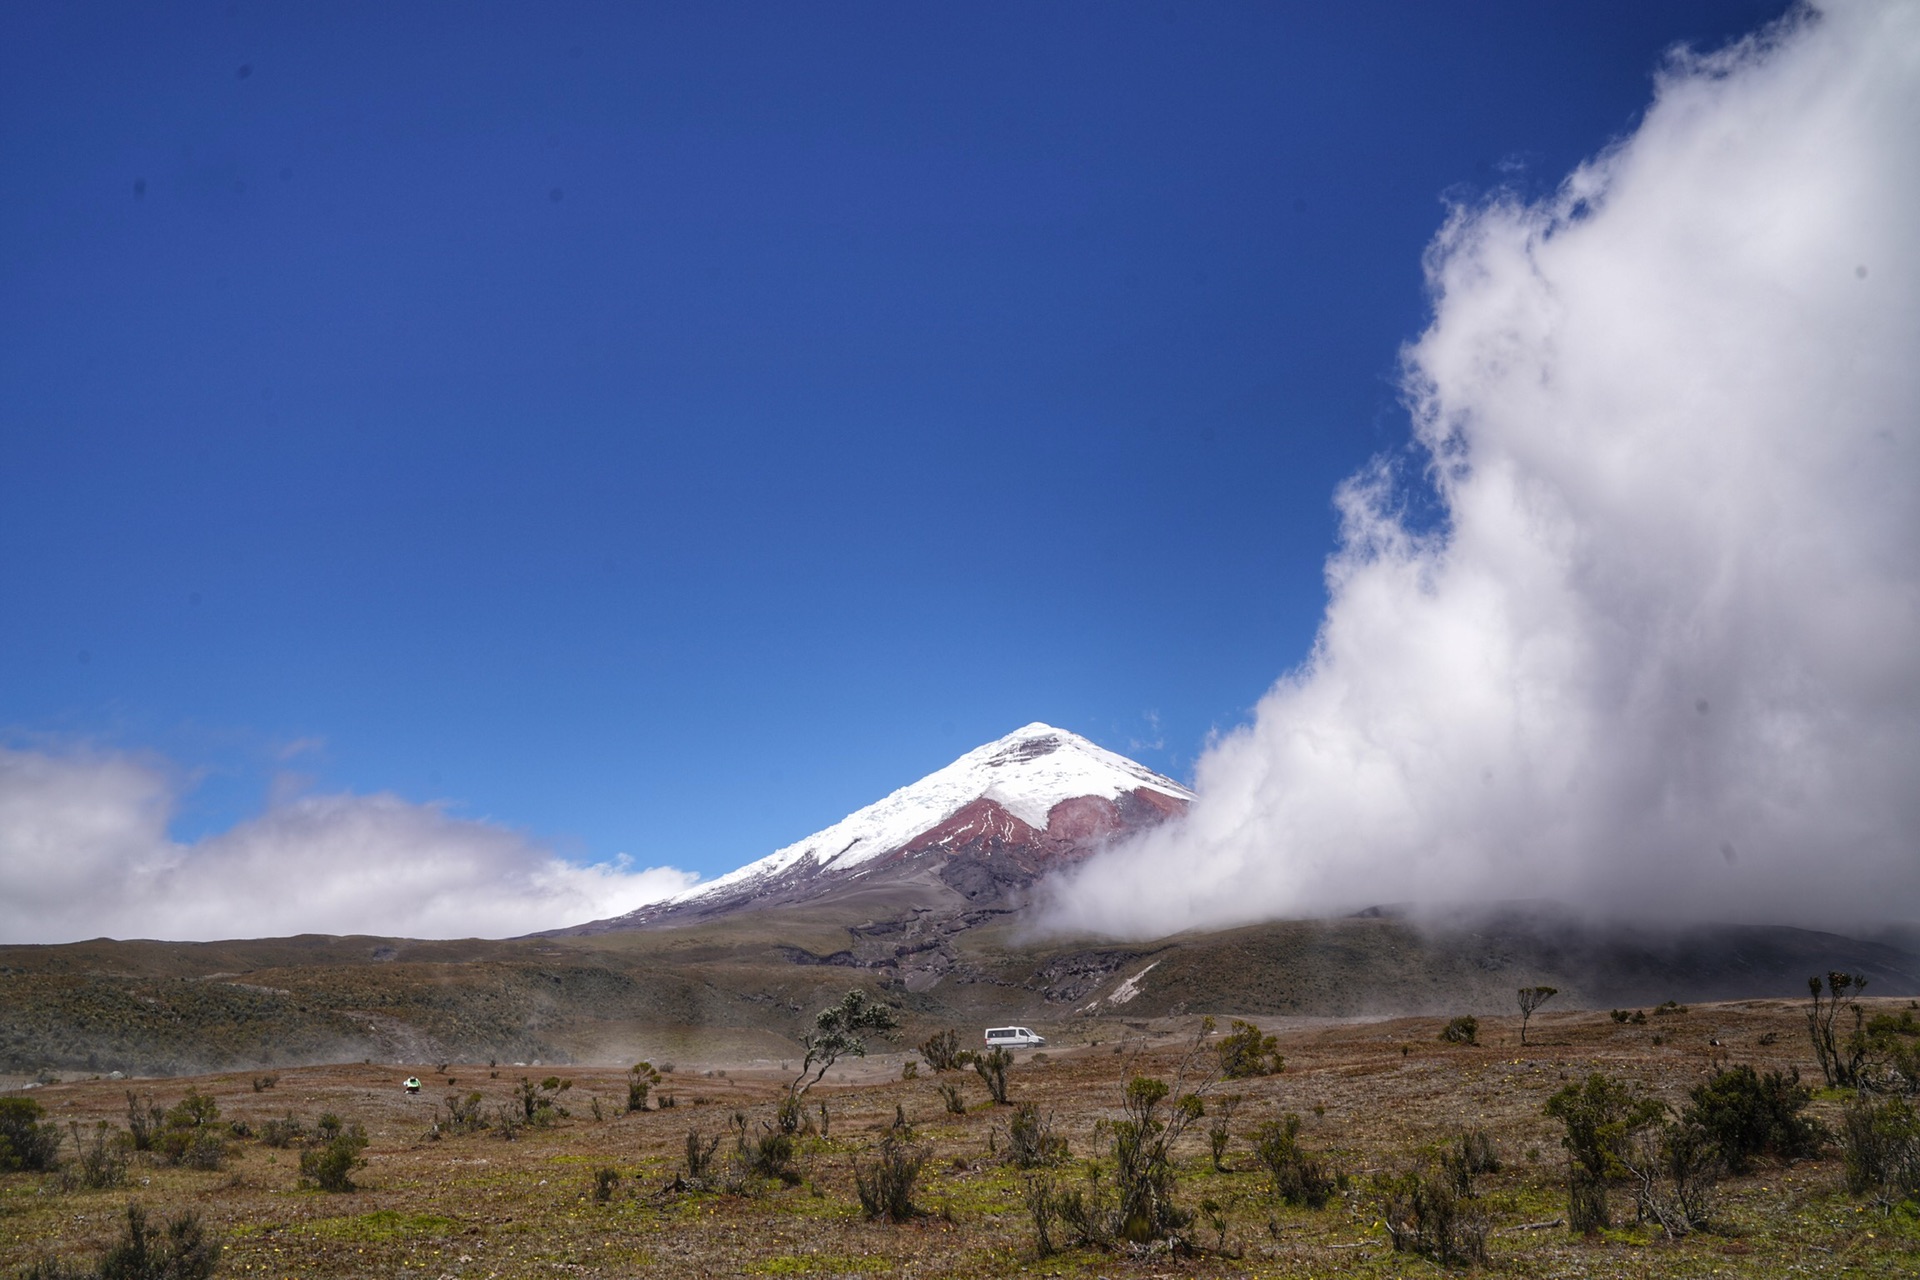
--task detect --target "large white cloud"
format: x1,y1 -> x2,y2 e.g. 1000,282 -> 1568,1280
1048,1 -> 1920,937
0,746 -> 696,943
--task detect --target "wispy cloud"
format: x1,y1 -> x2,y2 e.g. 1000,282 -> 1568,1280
0,745 -> 696,943
1047,2 -> 1920,937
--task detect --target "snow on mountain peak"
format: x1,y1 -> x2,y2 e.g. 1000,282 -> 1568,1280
661,723 -> 1190,907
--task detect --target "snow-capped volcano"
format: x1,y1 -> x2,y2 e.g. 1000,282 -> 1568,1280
577,723 -> 1191,930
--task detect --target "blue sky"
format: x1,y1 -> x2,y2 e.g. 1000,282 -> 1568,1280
1,1 -> 1797,933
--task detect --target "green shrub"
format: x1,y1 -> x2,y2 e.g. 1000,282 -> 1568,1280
853,1126 -> 927,1222
19,1204 -> 219,1280
1446,1128 -> 1500,1186
1380,1165 -> 1487,1266
1005,1103 -> 1067,1168
727,1111 -> 799,1187
0,1097 -> 61,1173
1544,1073 -> 1663,1232
972,1047 -> 1013,1105
1841,1095 -> 1920,1207
1685,1065 -> 1823,1174
1207,1094 -> 1239,1171
773,1093 -> 807,1135
1629,1116 -> 1721,1237
258,1114 -> 304,1148
134,1090 -> 227,1171
1438,1016 -> 1478,1046
1250,1114 -> 1340,1209
591,1167 -> 620,1203
63,1122 -> 127,1191
1217,1019 -> 1284,1078
123,1093 -> 164,1153
1864,1011 -> 1920,1093
918,1029 -> 964,1072
626,1062 -> 660,1113
681,1130 -> 721,1187
441,1092 -> 487,1135
299,1123 -> 369,1193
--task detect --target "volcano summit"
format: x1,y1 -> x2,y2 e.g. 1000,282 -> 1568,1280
566,723 -> 1191,932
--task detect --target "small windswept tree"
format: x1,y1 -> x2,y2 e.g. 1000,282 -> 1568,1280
789,989 -> 899,1102
626,1062 -> 662,1113
1216,1019 -> 1284,1078
1806,971 -> 1869,1088
1517,986 -> 1559,1047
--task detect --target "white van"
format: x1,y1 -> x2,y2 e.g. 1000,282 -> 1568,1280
983,1026 -> 1046,1049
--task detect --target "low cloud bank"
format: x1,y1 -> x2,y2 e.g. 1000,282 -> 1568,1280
0,746 -> 696,944
1048,2 -> 1920,938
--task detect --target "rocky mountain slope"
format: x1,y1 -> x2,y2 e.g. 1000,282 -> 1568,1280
563,723 -> 1191,933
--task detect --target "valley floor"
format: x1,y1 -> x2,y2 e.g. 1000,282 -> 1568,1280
3,1000 -> 1915,1278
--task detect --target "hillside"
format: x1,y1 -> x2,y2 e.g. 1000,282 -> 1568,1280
4,903 -> 1915,1079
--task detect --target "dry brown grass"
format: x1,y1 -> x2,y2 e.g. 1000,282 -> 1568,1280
2,1000 -> 1915,1278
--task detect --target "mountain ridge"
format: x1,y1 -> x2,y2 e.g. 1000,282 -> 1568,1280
559,723 -> 1191,933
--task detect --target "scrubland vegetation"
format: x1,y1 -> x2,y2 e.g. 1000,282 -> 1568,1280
2,992 -> 1917,1278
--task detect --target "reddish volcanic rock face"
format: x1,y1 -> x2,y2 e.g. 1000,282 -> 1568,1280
904,797 -> 1042,852
897,787 -> 1190,903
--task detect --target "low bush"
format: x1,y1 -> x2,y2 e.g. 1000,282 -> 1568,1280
1436,1128 -> 1499,1202
592,1167 -> 620,1203
773,1093 -> 810,1135
937,1083 -> 966,1115
918,1029 -> 965,1073
63,1121 -> 127,1191
1217,1020 -> 1284,1078
299,1123 -> 369,1193
1684,1064 -> 1823,1174
0,1097 -> 62,1173
680,1130 -> 722,1188
1250,1114 -> 1340,1209
729,1112 -> 799,1187
1207,1094 -> 1239,1171
258,1114 -> 304,1148
626,1062 -> 661,1113
1545,1073 -> 1664,1233
853,1126 -> 927,1222
19,1204 -> 219,1280
151,1091 -> 224,1171
1625,1116 -> 1721,1238
1438,1015 -> 1478,1046
441,1092 -> 487,1136
123,1093 -> 164,1153
517,1077 -> 568,1126
1864,1011 -> 1920,1094
1380,1165 -> 1488,1267
1005,1103 -> 1067,1168
1842,1095 -> 1920,1208
1023,1173 -> 1063,1257
972,1047 -> 1012,1105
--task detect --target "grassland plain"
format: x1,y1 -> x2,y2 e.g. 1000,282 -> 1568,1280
2,1000 -> 1916,1278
